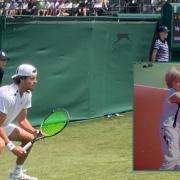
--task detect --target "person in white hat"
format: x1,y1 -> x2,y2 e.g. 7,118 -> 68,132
0,64 -> 39,180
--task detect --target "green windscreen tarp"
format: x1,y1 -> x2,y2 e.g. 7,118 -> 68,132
0,17 -> 156,125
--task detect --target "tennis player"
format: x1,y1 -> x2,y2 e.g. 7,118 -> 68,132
0,64 -> 39,180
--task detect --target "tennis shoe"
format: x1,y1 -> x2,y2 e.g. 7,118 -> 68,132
8,171 -> 38,180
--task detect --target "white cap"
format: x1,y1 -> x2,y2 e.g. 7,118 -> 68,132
12,64 -> 37,79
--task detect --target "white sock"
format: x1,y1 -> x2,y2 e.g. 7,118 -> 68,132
13,165 -> 23,175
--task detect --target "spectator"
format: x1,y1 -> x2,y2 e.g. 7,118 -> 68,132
21,0 -> 29,15
93,0 -> 105,15
25,0 -> 37,15
56,0 -> 65,16
151,25 -> 170,62
7,0 -> 19,16
78,0 -> 89,16
37,0 -> 46,16
128,0 -> 139,13
0,51 -> 8,86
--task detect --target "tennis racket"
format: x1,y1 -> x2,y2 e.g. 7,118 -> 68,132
23,108 -> 69,151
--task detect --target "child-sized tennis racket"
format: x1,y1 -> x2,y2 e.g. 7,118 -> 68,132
23,109 -> 69,151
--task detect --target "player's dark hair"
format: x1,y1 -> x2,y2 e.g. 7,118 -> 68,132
13,76 -> 28,84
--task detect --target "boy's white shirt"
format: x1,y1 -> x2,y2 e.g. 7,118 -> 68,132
161,88 -> 180,128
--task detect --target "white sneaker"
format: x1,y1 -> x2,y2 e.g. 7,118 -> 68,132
9,171 -> 38,180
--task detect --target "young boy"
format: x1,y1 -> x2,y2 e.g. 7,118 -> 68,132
160,66 -> 180,170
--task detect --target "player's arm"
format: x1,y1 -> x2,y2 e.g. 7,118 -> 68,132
169,92 -> 180,104
16,109 -> 38,136
151,49 -> 158,62
0,112 -> 11,145
0,112 -> 26,155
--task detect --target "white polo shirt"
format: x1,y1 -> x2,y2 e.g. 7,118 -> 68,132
160,88 -> 180,128
154,39 -> 169,62
0,83 -> 32,126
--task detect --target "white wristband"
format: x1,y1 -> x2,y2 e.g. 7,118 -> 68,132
36,129 -> 40,134
6,142 -> 15,151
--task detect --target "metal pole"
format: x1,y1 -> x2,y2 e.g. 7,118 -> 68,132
119,0 -> 121,12
2,0 -> 6,16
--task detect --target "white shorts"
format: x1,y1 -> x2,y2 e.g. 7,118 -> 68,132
160,126 -> 180,170
3,123 -> 18,136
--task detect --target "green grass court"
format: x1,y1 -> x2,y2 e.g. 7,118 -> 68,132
1,112 -> 180,180
134,63 -> 180,88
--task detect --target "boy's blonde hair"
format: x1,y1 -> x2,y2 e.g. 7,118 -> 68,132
165,66 -> 180,88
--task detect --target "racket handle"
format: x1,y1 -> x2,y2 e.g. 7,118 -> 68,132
23,142 -> 33,151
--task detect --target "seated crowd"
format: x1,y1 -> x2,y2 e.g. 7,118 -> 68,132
0,0 -> 169,16
0,0 -> 110,16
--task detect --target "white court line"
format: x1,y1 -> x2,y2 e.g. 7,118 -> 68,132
134,84 -> 168,91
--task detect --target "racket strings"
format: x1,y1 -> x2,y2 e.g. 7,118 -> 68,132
41,121 -> 67,136
40,110 -> 69,137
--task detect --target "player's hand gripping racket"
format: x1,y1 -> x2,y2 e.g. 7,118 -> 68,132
23,109 -> 69,151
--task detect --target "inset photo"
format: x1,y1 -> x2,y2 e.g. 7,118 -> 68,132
134,62 -> 180,171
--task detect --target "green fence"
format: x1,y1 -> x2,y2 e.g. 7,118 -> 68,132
0,16 -> 157,124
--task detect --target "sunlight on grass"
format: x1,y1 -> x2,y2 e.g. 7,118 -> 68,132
1,112 -> 179,180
